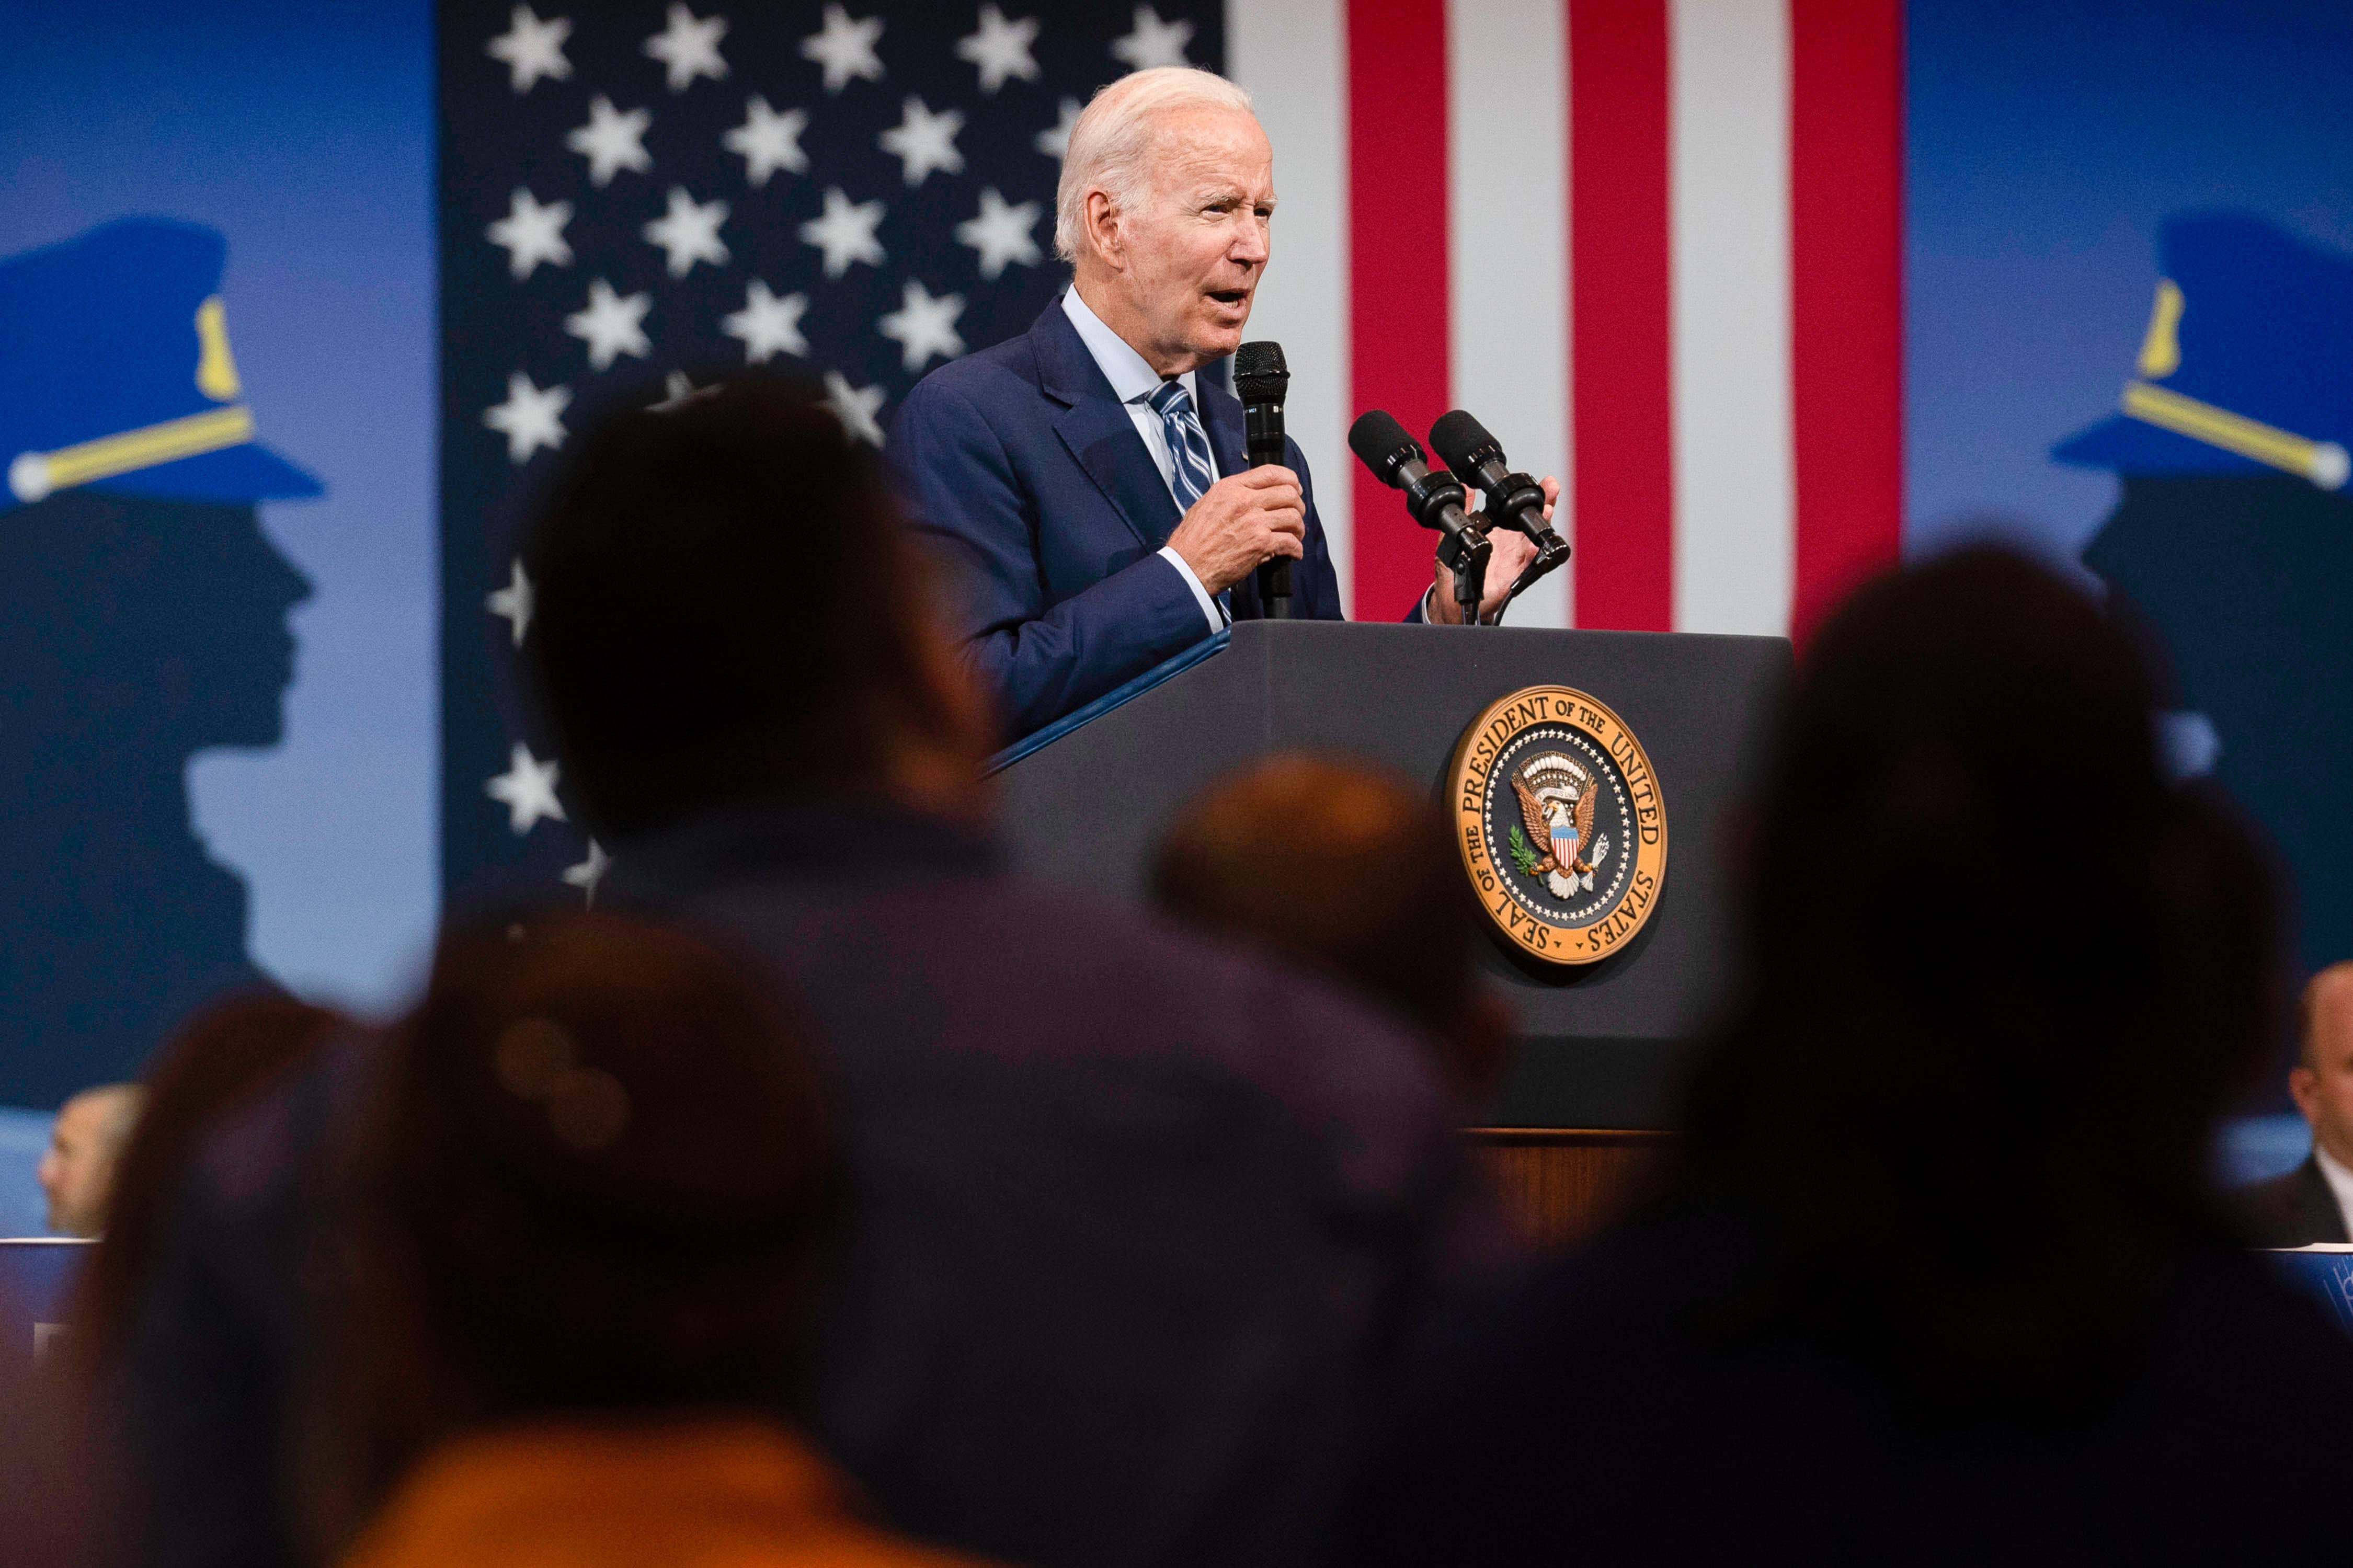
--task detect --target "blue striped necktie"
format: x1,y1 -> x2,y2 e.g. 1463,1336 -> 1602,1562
1148,378 -> 1217,516
1146,378 -> 1230,623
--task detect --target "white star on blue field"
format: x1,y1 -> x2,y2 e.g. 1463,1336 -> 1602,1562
440,0 -> 1226,900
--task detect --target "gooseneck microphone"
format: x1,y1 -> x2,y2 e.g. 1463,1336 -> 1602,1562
1427,409 -> 1550,540
1233,340 -> 1292,620
1349,409 -> 1489,626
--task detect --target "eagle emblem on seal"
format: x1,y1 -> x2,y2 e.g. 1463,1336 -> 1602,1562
1508,753 -> 1610,897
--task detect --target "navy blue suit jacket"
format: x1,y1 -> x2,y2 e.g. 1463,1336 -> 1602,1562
886,298 -> 1347,740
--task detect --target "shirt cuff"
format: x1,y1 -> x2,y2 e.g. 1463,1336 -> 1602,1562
1158,544 -> 1226,633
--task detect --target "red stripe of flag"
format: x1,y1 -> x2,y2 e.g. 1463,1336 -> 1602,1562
1346,0 -> 1452,619
1788,0 -> 1905,643
1568,0 -> 1675,632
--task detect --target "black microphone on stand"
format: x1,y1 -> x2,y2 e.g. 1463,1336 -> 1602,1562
1349,410 -> 1475,535
1234,341 -> 1292,619
1425,408 -> 1572,621
1349,409 -> 1490,626
1427,409 -> 1552,542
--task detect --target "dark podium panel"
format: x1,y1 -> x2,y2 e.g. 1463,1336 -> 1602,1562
996,621 -> 1789,1128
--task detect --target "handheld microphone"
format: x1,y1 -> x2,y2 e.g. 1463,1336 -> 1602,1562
1427,409 -> 1550,541
1234,340 -> 1292,620
1347,409 -> 1475,537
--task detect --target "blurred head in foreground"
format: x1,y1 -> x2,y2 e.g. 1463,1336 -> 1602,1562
1671,545 -> 2282,1407
71,995 -> 342,1365
39,1083 -> 145,1237
2292,963 -> 2353,1169
522,374 -> 993,842
1152,754 -> 1511,1097
316,911 -> 838,1544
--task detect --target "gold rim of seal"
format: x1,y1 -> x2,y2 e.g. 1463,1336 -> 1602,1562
1447,684 -> 1669,967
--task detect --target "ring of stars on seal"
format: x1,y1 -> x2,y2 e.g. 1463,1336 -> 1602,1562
1446,685 -> 1669,966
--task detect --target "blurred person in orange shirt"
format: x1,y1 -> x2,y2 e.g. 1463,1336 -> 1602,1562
313,910 -> 996,1568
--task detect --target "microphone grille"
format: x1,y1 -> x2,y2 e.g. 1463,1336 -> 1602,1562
1234,340 -> 1289,400
1347,409 -> 1419,475
1427,409 -> 1494,472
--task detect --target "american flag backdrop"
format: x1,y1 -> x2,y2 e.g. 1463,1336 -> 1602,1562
437,0 -> 1903,905
438,1 -> 1225,900
1229,0 -> 1904,640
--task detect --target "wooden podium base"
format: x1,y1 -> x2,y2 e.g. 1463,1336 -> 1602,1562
1467,1128 -> 1674,1247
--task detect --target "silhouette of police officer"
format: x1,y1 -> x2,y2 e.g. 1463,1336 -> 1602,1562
2055,212 -> 2353,981
0,219 -> 321,1108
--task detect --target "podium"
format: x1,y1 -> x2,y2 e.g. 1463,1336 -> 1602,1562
995,620 -> 1789,1135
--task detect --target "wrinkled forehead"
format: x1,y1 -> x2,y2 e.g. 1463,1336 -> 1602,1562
1141,105 -> 1274,197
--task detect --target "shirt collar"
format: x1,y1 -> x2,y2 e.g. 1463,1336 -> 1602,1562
1061,285 -> 1197,409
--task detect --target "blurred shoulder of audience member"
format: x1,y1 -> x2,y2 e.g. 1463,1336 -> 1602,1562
69,994 -> 342,1368
39,1082 -> 146,1238
317,910 -> 990,1568
1152,752 -> 1512,1097
1331,547 -> 2353,1567
2238,960 -> 2353,1247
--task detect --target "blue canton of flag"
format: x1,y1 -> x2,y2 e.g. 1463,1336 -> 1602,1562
437,0 -> 1225,906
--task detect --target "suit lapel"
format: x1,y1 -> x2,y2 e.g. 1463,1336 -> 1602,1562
1033,301 -> 1181,550
2300,1156 -> 2352,1242
1200,384 -> 1247,479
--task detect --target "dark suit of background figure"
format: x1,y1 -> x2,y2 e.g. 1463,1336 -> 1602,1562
115,803 -> 1503,1568
886,299 -> 1344,740
2237,1155 -> 2351,1249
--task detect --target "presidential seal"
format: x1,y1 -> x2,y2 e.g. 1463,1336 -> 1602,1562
1448,686 -> 1667,965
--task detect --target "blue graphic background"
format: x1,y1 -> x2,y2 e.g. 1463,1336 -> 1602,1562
0,1 -> 439,1038
3,1 -> 2345,1216
1905,0 -> 2353,562
1907,0 -> 2353,1142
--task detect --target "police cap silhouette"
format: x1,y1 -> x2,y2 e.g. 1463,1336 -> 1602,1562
2054,211 -> 2352,491
0,217 -> 319,511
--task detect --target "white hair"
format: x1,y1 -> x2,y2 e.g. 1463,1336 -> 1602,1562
1054,66 -> 1257,263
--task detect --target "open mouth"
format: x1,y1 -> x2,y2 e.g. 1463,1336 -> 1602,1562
1206,289 -> 1248,307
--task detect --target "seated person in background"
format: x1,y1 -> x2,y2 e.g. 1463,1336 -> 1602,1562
1332,548 -> 2353,1567
115,373 -> 1495,1568
2238,961 -> 2353,1246
39,1083 -> 145,1237
313,911 -> 990,1568
1151,753 -> 1512,1101
70,995 -> 342,1371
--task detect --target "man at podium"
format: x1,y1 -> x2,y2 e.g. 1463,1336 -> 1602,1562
887,67 -> 1544,739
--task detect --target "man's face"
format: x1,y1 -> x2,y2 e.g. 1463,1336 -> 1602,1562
2291,975 -> 2353,1167
1102,106 -> 1274,373
37,1095 -> 116,1236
